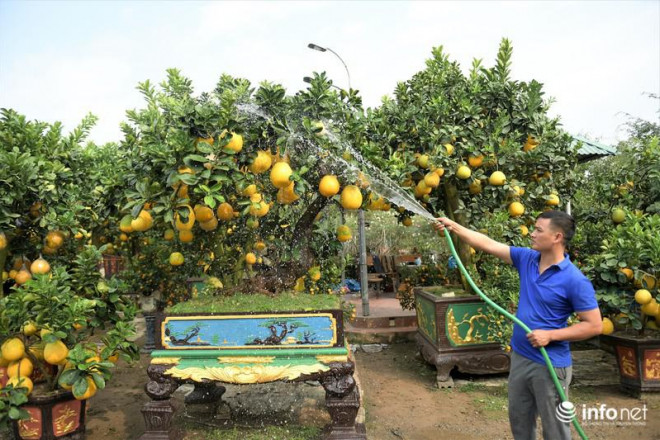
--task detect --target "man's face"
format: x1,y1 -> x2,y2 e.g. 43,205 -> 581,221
530,218 -> 563,251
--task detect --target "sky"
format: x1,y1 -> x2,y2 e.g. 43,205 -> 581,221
0,1 -> 658,146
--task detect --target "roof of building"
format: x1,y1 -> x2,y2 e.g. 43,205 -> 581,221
573,135 -> 617,162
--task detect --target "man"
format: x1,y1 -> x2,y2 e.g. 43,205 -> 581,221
435,211 -> 602,440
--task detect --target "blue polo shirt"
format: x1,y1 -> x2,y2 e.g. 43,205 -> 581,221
509,247 -> 598,367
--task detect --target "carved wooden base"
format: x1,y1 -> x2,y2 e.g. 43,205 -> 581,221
139,400 -> 176,440
141,361 -> 365,439
417,333 -> 510,388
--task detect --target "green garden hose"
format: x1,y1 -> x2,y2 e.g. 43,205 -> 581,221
440,227 -> 588,440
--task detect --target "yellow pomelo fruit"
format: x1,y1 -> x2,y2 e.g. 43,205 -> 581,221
319,175 -> 340,197
402,217 -> 413,227
508,202 -> 525,217
138,210 -> 153,227
242,184 -> 258,197
1,338 -> 25,362
270,162 -> 293,189
619,268 -> 634,280
174,205 -> 195,231
73,376 -> 97,400
44,340 -> 68,365
308,266 -> 321,281
416,154 -> 430,168
0,231 -> 7,250
250,151 -> 272,174
119,233 -> 129,242
30,257 -> 50,275
119,215 -> 134,233
337,225 -> 352,242
164,229 -> 175,241
46,231 -> 64,248
277,183 -> 300,204
130,216 -> 149,232
224,132 -> 243,153
468,155 -> 484,168
601,318 -> 614,335
424,172 -> 440,188
249,201 -> 270,217
199,217 -> 218,231
444,143 -> 454,155
15,268 -> 32,285
641,300 -> 659,316
7,376 -> 33,395
179,230 -> 194,243
169,252 -> 184,266
635,289 -> 652,305
246,218 -> 260,229
456,165 -> 471,180
520,225 -> 529,236
217,203 -> 234,221
546,194 -> 560,206
245,253 -> 257,265
489,171 -> 506,186
340,185 -> 363,210
611,208 -> 626,224
7,357 -> 34,378
22,322 -> 38,337
433,167 -> 445,177
194,205 -> 215,223
254,241 -> 267,251
468,180 -> 482,195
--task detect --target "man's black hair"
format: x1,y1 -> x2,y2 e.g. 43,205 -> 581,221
537,210 -> 576,246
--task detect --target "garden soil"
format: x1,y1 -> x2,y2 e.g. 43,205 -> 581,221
85,320 -> 660,440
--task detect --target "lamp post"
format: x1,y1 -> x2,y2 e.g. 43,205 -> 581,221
307,43 -> 369,316
307,43 -> 352,90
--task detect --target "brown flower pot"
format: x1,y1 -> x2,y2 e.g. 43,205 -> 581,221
11,389 -> 86,440
600,331 -> 660,396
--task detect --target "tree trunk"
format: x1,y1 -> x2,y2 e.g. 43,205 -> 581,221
443,181 -> 476,294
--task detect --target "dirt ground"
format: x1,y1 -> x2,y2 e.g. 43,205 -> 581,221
79,338 -> 660,440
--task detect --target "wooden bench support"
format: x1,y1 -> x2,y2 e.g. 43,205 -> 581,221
140,362 -> 365,440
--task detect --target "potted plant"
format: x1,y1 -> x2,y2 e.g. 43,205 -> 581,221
0,246 -> 139,439
574,111 -> 660,396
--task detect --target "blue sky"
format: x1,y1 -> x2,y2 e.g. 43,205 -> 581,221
1,1 -> 658,145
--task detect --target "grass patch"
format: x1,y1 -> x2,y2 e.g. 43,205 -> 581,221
183,425 -> 321,440
420,285 -> 470,297
459,383 -> 509,420
167,291 -> 341,314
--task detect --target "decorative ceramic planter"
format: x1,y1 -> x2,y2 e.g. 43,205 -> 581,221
600,331 -> 660,396
140,309 -> 365,440
10,390 -> 86,440
414,286 -> 510,387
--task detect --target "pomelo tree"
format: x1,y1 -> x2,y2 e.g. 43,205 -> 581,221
363,39 -> 580,290
117,70 -> 368,295
573,107 -> 660,331
0,109 -> 127,279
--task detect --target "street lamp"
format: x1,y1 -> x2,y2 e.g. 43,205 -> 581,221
307,43 -> 352,90
306,43 -> 368,316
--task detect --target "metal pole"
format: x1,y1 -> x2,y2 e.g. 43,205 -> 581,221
358,209 -> 369,316
324,48 -> 352,90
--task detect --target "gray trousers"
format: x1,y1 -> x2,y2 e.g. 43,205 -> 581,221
508,351 -> 573,440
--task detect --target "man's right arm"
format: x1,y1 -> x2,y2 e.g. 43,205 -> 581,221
434,217 -> 512,265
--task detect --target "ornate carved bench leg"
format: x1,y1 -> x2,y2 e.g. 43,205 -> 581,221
184,381 -> 230,426
140,365 -> 180,440
321,362 -> 366,440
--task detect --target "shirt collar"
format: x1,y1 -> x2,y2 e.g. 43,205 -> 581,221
534,252 -> 571,270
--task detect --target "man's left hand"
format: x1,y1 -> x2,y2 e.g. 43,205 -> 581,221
527,330 -> 554,348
